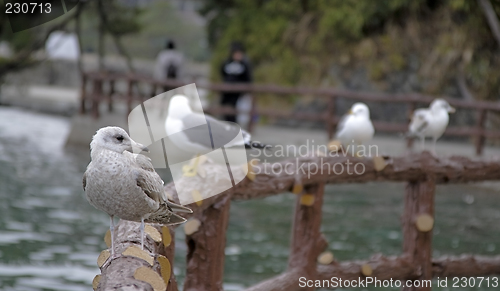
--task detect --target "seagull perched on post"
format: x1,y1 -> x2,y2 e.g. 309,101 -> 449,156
334,102 -> 375,156
83,127 -> 192,258
406,98 -> 455,154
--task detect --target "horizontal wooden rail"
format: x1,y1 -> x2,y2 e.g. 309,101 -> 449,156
80,71 -> 500,155
162,152 -> 500,209
83,71 -> 500,111
81,72 -> 500,121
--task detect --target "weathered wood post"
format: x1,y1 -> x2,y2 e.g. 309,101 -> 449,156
183,194 -> 232,291
402,177 -> 436,291
288,183 -> 327,291
247,94 -> 258,133
406,101 -> 416,150
126,79 -> 135,114
475,109 -> 487,156
150,84 -> 157,98
96,220 -> 174,291
107,79 -> 115,113
160,226 -> 179,291
92,78 -> 103,119
326,95 -> 336,139
79,73 -> 87,114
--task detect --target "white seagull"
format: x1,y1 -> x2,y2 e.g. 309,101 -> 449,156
165,95 -> 269,155
83,127 -> 192,257
335,102 -> 375,153
407,98 -> 455,153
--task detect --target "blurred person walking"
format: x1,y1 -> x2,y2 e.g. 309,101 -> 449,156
154,39 -> 183,81
220,42 -> 252,123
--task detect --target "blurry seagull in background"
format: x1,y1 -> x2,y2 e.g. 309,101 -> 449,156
165,95 -> 270,174
406,98 -> 455,154
335,102 -> 375,156
83,127 -> 192,258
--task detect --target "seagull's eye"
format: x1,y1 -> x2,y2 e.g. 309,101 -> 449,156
116,135 -> 124,142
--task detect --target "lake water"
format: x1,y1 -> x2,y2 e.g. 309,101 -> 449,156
0,106 -> 499,291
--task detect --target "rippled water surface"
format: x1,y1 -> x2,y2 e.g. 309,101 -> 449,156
0,106 -> 499,291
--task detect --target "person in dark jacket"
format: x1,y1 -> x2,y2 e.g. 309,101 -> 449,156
220,42 -> 252,123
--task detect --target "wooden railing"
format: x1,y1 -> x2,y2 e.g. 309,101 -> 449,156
93,152 -> 500,291
80,71 -> 500,155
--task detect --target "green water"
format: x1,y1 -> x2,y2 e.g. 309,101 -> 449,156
0,107 -> 499,290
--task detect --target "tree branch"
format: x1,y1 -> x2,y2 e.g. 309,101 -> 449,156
478,0 -> 500,49
96,0 -> 134,72
0,3 -> 84,78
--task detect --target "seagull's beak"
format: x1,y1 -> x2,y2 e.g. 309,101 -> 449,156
448,106 -> 456,113
132,140 -> 150,153
348,109 -> 353,115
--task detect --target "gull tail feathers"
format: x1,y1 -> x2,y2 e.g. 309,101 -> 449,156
167,200 -> 193,213
145,202 -> 192,225
165,213 -> 188,225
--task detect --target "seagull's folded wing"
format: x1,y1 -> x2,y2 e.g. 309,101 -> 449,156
334,113 -> 352,139
409,109 -> 430,134
130,152 -> 194,216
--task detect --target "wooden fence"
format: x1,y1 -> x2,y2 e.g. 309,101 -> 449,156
80,71 -> 500,155
93,152 -> 500,291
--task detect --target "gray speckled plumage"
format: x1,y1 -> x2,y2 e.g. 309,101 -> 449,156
83,126 -> 192,254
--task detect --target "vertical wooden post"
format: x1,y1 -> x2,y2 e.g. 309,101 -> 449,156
183,195 -> 231,291
79,74 -> 87,114
127,79 -> 134,115
160,227 -> 179,291
327,95 -> 336,139
402,178 -> 435,291
247,94 -> 258,133
92,78 -> 103,119
406,102 -> 416,150
150,84 -> 157,98
288,183 -> 327,290
107,80 -> 114,113
475,109 -> 487,156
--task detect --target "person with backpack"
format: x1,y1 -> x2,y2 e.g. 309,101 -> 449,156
220,42 -> 252,123
154,39 -> 183,81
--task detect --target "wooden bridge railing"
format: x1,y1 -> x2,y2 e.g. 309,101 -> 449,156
93,152 -> 500,291
80,71 -> 500,156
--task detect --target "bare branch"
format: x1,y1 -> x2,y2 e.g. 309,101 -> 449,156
0,3 -> 84,77
478,0 -> 500,49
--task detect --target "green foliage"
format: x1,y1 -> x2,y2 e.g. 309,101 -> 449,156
0,6 -> 39,52
202,0 -> 500,100
128,0 -> 207,61
98,0 -> 143,36
78,0 -> 207,61
84,0 -> 144,37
